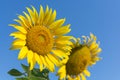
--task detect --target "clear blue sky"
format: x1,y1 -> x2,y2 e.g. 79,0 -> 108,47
0,0 -> 120,80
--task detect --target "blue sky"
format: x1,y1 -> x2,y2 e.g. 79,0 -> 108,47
0,0 -> 120,80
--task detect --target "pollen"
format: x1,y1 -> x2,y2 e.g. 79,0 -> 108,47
26,25 -> 54,55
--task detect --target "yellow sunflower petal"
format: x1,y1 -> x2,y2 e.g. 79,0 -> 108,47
44,5 -> 49,21
59,71 -> 66,80
45,5 -> 49,14
12,39 -> 26,46
47,10 -> 56,25
93,57 -> 101,62
93,48 -> 102,54
31,6 -> 38,23
44,55 -> 55,72
52,49 -> 68,59
76,75 -> 81,80
57,65 -> 66,76
26,7 -> 36,25
83,70 -> 90,77
67,75 -> 74,80
18,15 -> 30,28
30,54 -> 36,70
62,46 -> 72,51
29,60 -> 34,70
59,57 -> 69,66
54,24 -> 71,35
9,24 -> 27,34
27,50 -> 33,64
18,46 -> 28,59
80,74 -> 86,80
10,32 -> 26,40
89,42 -> 98,50
34,53 -> 43,71
38,5 -> 44,24
39,55 -> 48,69
14,19 -> 27,30
90,33 -> 97,40
56,36 -> 73,41
49,18 -> 65,30
43,6 -> 52,25
47,54 -> 59,66
82,36 -> 87,43
56,40 -> 73,46
10,45 -> 23,50
23,11 -> 32,27
32,53 -> 36,64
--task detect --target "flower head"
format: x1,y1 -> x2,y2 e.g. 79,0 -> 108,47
57,33 -> 102,80
10,5 -> 72,72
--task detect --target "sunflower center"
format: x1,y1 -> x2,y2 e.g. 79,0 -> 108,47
26,25 -> 54,55
39,35 -> 45,42
66,46 -> 91,75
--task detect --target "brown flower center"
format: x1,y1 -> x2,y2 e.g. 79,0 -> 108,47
26,25 -> 54,55
66,46 -> 91,75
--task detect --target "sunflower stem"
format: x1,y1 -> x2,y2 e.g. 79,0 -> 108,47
28,65 -> 31,80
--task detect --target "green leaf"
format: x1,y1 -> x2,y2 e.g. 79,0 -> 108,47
42,69 -> 49,73
21,64 -> 29,73
31,68 -> 49,77
42,69 -> 49,79
31,68 -> 49,80
16,77 -> 28,80
31,68 -> 43,77
8,69 -> 23,76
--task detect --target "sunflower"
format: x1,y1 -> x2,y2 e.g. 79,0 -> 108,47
10,5 -> 73,72
57,33 -> 102,80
